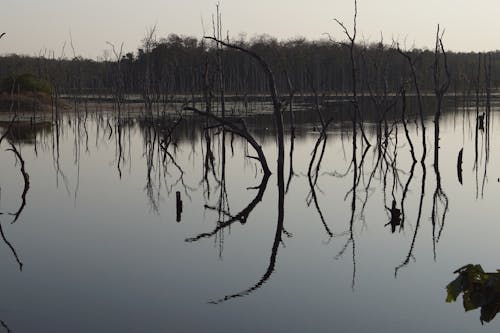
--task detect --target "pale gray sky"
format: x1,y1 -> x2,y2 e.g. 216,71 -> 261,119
2,0 -> 499,58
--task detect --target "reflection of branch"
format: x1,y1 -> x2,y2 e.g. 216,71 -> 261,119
431,39 -> 450,259
7,143 -> 30,224
165,150 -> 195,198
431,173 -> 449,260
0,219 -> 23,271
209,204 -> 283,304
200,128 -> 217,199
209,150 -> 285,304
200,32 -> 286,304
185,107 -> 271,176
395,163 -> 426,276
186,173 -> 269,242
335,121 -> 365,290
307,121 -> 333,237
285,131 -> 295,193
396,44 -> 427,162
0,319 -> 12,333
358,146 -> 380,223
400,160 -> 416,230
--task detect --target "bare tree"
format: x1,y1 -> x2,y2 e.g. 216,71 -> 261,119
431,25 -> 450,260
333,0 -> 370,147
396,44 -> 427,163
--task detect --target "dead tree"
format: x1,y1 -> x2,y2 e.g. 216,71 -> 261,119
333,0 -> 370,147
284,70 -> 296,193
105,41 -> 125,113
433,25 -> 451,152
396,44 -> 427,163
184,107 -> 271,176
141,25 -> 158,115
188,35 -> 285,181
187,30 -> 287,303
431,25 -> 450,260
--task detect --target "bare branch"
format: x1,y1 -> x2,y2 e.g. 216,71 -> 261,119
185,106 -> 271,176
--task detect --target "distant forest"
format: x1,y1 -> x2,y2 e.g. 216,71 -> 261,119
0,33 -> 498,96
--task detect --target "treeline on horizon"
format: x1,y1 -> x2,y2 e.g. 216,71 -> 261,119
0,33 -> 498,97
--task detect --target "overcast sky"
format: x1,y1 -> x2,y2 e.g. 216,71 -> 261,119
2,0 -> 499,58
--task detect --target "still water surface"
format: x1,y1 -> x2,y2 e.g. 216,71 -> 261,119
0,101 -> 498,332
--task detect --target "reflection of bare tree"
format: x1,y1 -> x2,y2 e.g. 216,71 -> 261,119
431,147 -> 449,261
472,53 -> 492,199
208,176 -> 283,304
143,122 -> 160,213
0,320 -> 12,333
0,218 -> 23,270
335,117 -> 370,290
398,88 -> 417,230
51,115 -> 70,195
115,117 -> 123,179
185,108 -> 271,176
207,123 -> 285,303
0,145 -> 25,270
395,163 -> 426,276
184,104 -> 283,302
399,159 -> 416,232
188,32 -> 287,303
431,25 -> 450,261
396,44 -> 427,163
394,28 -> 450,272
185,106 -> 272,245
6,143 -> 30,224
361,39 -> 399,152
186,172 -> 269,242
140,116 -> 190,213
307,119 -> 334,237
336,127 -> 358,289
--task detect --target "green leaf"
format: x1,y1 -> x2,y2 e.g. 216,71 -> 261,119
446,276 -> 463,303
463,291 -> 481,311
480,303 -> 500,324
447,265 -> 500,324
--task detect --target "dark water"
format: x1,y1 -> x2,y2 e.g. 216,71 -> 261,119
0,100 -> 498,332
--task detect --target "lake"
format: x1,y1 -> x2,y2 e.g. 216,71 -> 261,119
0,97 -> 498,332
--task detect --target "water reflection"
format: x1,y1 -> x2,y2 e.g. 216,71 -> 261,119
0,120 -> 52,145
0,122 -> 28,271
6,143 -> 30,225
185,173 -> 270,243
0,93 -> 499,330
